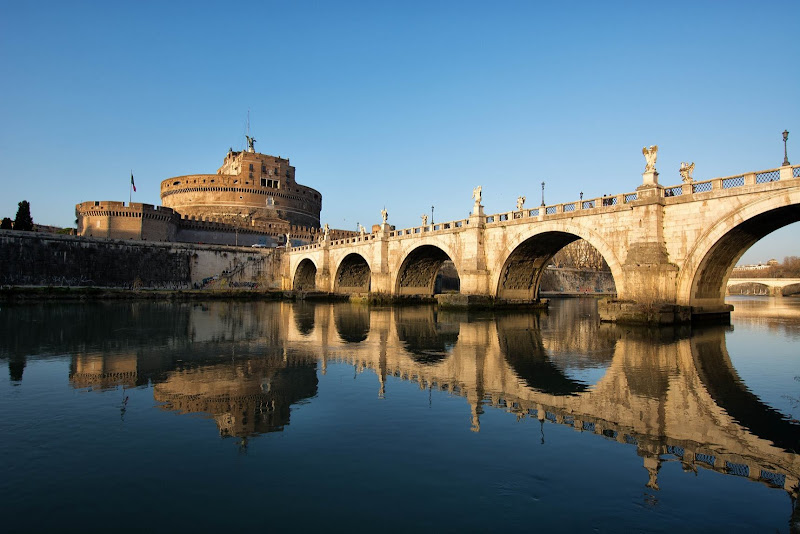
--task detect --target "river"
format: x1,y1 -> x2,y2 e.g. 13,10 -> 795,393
1,296 -> 799,532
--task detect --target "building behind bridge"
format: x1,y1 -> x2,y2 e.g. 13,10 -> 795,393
76,143 -> 357,247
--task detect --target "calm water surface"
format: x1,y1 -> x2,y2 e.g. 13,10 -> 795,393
1,297 -> 799,532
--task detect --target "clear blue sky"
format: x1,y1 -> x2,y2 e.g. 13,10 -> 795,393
1,0 -> 797,264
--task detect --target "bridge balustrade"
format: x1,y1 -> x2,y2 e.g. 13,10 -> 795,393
756,170 -> 780,183
692,182 -> 713,193
285,164 -> 797,252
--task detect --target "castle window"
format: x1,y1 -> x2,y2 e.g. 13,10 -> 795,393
262,165 -> 266,173
261,178 -> 267,187
249,164 -> 254,171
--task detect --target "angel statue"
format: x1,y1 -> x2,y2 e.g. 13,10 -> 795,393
381,208 -> 388,224
472,185 -> 482,204
285,233 -> 291,248
679,161 -> 695,183
642,145 -> 658,172
246,135 -> 257,152
516,196 -> 526,211
421,214 -> 428,226
359,224 -> 366,236
323,223 -> 330,238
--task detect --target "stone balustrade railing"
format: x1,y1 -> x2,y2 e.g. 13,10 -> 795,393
288,164 -> 799,251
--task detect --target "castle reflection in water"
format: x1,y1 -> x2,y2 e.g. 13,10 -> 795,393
3,299 -> 799,503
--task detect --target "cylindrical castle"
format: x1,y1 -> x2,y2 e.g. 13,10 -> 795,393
159,148 -> 322,229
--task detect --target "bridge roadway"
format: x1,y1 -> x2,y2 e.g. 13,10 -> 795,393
727,278 -> 800,296
284,163 -> 800,323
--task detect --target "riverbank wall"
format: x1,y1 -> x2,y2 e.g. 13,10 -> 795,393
0,230 -> 281,290
539,267 -> 616,296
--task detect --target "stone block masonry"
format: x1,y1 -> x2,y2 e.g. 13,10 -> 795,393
0,230 -> 282,290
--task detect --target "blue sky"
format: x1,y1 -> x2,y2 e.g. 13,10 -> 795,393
1,0 -> 797,264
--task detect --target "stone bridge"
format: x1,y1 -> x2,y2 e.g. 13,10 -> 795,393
727,277 -> 800,296
283,162 -> 800,322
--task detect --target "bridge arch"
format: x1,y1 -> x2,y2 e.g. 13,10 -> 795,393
394,244 -> 460,296
491,223 -> 624,301
783,283 -> 800,296
333,253 -> 372,294
676,190 -> 800,308
292,258 -> 318,291
727,281 -> 771,296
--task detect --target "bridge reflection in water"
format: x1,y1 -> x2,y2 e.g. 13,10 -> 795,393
42,299 -> 799,505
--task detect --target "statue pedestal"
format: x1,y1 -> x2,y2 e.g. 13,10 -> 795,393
473,203 -> 484,216
641,170 -> 659,187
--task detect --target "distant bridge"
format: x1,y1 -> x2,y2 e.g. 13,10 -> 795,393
284,162 -> 800,322
727,278 -> 800,296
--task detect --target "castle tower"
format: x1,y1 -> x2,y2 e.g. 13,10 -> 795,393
159,147 -> 322,229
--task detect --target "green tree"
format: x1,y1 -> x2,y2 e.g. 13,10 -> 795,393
13,200 -> 34,231
0,217 -> 12,230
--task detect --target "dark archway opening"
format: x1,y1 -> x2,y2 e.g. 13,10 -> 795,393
540,239 -> 617,296
497,232 -> 580,301
692,206 -> 800,304
293,259 -> 317,291
396,246 -> 460,296
334,254 -> 371,294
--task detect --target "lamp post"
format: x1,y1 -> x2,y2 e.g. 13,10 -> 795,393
783,130 -> 791,166
580,191 -> 583,201
541,182 -> 545,207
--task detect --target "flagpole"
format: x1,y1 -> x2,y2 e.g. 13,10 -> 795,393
129,169 -> 132,205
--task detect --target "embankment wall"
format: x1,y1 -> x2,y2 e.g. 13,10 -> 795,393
539,267 -> 616,295
0,230 -> 282,290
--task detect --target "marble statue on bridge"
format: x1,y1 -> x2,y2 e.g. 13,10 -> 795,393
381,208 -> 388,224
642,145 -> 658,172
421,214 -> 428,226
472,185 -> 482,205
680,161 -> 695,183
516,196 -> 526,211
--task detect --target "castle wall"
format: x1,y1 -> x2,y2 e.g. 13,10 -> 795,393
0,230 -> 283,289
77,202 -> 178,242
